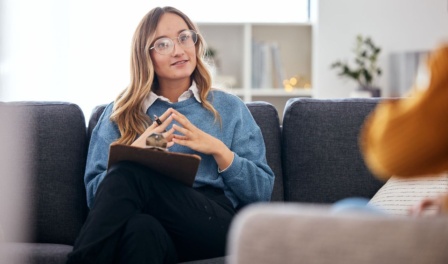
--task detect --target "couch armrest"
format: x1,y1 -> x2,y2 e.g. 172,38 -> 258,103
227,203 -> 448,264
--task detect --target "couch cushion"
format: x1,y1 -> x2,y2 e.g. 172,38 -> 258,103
0,102 -> 88,245
246,102 -> 283,201
282,98 -> 384,203
179,256 -> 225,264
228,203 -> 448,264
87,104 -> 107,142
88,101 -> 284,201
0,242 -> 72,264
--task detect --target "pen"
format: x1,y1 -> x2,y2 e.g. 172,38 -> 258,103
154,115 -> 163,125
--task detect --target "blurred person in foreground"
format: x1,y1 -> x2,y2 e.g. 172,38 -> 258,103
360,43 -> 448,216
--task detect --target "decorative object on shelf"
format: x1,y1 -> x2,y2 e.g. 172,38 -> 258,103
330,34 -> 382,97
205,46 -> 217,60
283,73 -> 311,92
205,46 -> 220,74
251,40 -> 286,89
213,75 -> 237,89
389,50 -> 429,97
205,46 -> 237,89
198,22 -> 313,105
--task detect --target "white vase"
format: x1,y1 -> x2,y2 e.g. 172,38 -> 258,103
350,87 -> 381,98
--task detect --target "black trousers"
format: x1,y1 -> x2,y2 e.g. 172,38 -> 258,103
66,161 -> 236,264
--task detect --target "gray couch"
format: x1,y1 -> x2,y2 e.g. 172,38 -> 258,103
2,98 -> 445,264
226,98 -> 448,264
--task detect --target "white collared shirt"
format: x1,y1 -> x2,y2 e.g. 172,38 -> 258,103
142,82 -> 202,113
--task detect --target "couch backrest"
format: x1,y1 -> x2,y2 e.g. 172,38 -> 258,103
246,102 -> 283,201
87,104 -> 107,143
281,98 -> 385,204
0,102 -> 89,245
87,101 -> 284,202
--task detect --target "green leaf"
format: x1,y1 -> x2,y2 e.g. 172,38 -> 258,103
330,34 -> 382,86
362,69 -> 372,84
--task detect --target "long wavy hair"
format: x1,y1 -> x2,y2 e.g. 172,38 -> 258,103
111,6 -> 219,145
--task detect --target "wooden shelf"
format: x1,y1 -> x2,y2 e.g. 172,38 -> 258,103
199,22 -> 313,120
227,88 -> 312,97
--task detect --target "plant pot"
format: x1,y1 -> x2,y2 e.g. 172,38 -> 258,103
350,86 -> 381,98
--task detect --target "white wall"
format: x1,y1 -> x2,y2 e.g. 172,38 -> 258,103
0,0 -> 309,118
2,0 -> 447,114
313,0 -> 448,98
1,0 -> 71,101
0,0 -> 150,117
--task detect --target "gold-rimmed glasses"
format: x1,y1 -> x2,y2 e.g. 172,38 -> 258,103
150,29 -> 198,55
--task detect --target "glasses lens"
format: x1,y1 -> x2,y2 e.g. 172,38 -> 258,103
151,30 -> 197,55
178,30 -> 197,47
153,38 -> 174,55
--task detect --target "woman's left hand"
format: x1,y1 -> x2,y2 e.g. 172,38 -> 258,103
169,109 -> 234,172
169,109 -> 220,155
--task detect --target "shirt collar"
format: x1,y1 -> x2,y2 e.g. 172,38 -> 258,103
142,82 -> 202,112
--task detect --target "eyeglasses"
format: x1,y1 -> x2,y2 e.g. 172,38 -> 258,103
150,30 -> 198,55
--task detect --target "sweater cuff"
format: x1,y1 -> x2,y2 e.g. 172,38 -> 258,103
218,152 -> 235,173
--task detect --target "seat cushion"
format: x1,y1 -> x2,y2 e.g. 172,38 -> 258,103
0,242 -> 72,264
0,242 -> 223,264
179,256 -> 225,264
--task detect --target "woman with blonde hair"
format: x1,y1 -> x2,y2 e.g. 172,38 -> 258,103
66,6 -> 274,264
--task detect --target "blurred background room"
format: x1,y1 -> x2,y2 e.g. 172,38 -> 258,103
1,0 -> 447,262
1,0 -> 447,119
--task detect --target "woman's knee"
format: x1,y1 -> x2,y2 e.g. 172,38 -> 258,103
92,162 -> 149,204
124,214 -> 165,238
120,214 -> 177,263
106,161 -> 163,186
101,162 -> 144,186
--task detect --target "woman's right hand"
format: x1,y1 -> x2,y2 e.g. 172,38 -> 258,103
131,109 -> 175,148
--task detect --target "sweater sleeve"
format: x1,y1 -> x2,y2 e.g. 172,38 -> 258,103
84,103 -> 119,208
219,105 -> 275,207
360,44 -> 448,180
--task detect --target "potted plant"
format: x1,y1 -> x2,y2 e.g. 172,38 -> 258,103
204,46 -> 222,79
330,34 -> 382,97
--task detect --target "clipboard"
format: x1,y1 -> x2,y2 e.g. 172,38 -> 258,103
107,144 -> 201,187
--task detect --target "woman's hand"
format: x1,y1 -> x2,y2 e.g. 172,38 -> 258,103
409,194 -> 448,217
131,109 -> 175,148
169,108 -> 234,171
169,109 -> 219,154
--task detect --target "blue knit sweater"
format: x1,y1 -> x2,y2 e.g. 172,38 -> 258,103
85,90 -> 275,208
